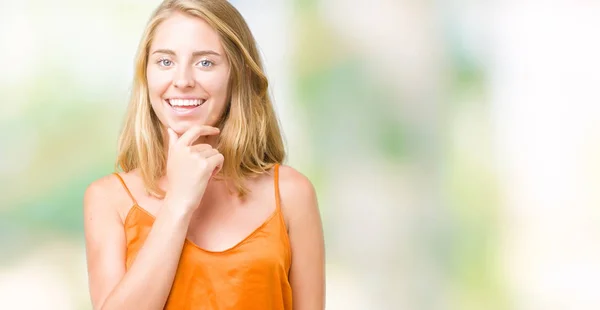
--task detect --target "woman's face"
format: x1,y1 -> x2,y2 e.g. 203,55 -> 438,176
146,12 -> 231,135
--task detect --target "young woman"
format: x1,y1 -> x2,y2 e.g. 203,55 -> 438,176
83,1 -> 325,309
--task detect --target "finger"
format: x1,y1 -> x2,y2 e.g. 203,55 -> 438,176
178,125 -> 220,146
207,153 -> 225,175
189,143 -> 213,153
194,148 -> 220,158
167,127 -> 178,150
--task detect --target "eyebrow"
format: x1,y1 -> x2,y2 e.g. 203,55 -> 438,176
151,49 -> 221,57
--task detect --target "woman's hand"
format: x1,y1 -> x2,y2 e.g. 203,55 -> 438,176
164,125 -> 224,213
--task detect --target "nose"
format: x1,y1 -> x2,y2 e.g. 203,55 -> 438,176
173,66 -> 195,88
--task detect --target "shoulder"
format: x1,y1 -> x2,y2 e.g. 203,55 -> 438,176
83,172 -> 135,223
276,165 -> 319,225
277,165 -> 316,200
84,174 -> 120,205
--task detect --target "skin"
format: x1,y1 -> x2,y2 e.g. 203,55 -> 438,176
146,12 -> 230,137
84,12 -> 325,310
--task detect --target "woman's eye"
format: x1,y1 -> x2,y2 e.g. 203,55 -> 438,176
198,60 -> 213,67
158,58 -> 173,67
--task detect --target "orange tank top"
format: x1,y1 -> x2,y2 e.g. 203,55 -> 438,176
113,164 -> 292,310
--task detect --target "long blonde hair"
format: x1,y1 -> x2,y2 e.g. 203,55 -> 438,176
116,0 -> 285,197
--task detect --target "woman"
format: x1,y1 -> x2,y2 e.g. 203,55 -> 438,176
83,1 -> 325,309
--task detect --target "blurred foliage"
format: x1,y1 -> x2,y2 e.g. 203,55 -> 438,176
0,1 -> 510,309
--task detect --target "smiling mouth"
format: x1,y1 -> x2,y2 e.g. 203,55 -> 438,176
167,98 -> 206,107
166,98 -> 206,113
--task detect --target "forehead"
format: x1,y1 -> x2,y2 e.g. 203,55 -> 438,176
150,12 -> 224,53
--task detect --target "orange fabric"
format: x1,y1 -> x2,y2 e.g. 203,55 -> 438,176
113,164 -> 292,310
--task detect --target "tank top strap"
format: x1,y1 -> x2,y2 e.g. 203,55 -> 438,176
113,172 -> 138,205
273,163 -> 281,211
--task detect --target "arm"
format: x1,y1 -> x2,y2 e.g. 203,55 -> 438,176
85,126 -> 222,309
279,166 -> 326,310
84,176 -> 192,310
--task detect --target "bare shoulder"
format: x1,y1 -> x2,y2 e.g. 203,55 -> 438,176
277,165 -> 316,198
276,165 -> 319,223
83,173 -> 131,223
84,174 -> 120,206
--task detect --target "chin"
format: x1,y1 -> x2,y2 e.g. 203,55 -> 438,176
168,118 -> 217,134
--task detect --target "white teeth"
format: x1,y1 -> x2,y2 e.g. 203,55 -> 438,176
169,99 -> 205,107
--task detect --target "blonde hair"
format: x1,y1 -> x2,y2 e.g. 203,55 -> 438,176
116,0 -> 285,197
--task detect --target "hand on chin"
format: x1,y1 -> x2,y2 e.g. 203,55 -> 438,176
167,120 -> 218,145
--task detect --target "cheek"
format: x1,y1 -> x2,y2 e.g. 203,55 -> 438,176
146,69 -> 172,123
146,68 -> 171,98
201,70 -> 230,102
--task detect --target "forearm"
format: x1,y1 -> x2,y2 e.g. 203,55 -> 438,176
99,201 -> 192,310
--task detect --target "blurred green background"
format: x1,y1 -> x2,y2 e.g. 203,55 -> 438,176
2,1 -> 600,309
